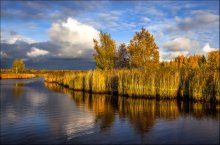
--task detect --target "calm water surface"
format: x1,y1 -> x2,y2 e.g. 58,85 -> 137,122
1,78 -> 219,144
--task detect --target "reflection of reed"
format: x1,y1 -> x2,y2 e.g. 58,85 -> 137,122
44,82 -> 72,95
44,82 -> 219,135
13,83 -> 24,97
177,101 -> 219,119
155,100 -> 180,119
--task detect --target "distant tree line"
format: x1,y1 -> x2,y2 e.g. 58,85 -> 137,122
93,28 -> 219,70
162,51 -> 219,70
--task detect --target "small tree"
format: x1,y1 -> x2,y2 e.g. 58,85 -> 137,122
93,32 -> 116,70
115,43 -> 130,69
12,59 -> 25,73
127,27 -> 159,69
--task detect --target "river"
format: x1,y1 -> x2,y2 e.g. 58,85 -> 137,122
0,78 -> 219,144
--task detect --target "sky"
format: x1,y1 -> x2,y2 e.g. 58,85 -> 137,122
1,0 -> 219,69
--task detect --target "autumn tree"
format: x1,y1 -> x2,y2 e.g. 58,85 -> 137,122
12,59 -> 25,73
93,32 -> 116,70
127,28 -> 159,69
115,43 -> 130,69
174,55 -> 188,68
207,50 -> 219,70
187,55 -> 200,69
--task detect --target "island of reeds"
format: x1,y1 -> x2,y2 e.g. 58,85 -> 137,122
1,28 -> 219,103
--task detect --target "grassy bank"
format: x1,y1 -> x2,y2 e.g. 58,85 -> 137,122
44,68 -> 219,103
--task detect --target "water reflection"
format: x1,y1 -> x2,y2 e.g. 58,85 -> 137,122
45,82 -> 116,132
1,79 -> 219,144
1,79 -> 96,144
13,83 -> 24,97
44,82 -> 219,136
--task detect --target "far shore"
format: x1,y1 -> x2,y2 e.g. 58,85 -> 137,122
0,73 -> 48,79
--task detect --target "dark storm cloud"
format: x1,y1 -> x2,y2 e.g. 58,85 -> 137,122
1,42 -> 30,58
1,57 -> 96,70
1,38 -> 96,69
1,40 -> 56,59
1,39 -> 96,69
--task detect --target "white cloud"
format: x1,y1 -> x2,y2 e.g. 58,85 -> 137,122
48,18 -> 99,58
0,51 -> 8,58
163,37 -> 198,51
27,47 -> 49,57
1,34 -> 36,44
202,43 -> 218,53
192,43 -> 218,56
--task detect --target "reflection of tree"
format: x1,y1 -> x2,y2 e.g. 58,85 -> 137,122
72,92 -> 116,132
44,82 -> 117,132
13,83 -> 24,97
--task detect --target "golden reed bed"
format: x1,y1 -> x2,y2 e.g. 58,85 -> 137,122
44,69 -> 220,103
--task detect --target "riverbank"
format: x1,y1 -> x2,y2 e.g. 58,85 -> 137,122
44,68 -> 219,103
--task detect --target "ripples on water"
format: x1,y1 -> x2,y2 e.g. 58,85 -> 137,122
0,78 -> 219,144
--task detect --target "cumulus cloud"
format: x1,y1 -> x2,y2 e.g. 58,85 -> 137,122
27,47 -> 49,57
202,43 -> 218,53
202,43 -> 219,54
192,43 -> 219,56
48,17 -> 99,58
163,37 -> 198,51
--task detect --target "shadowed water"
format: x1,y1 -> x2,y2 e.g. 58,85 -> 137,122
1,78 -> 219,144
